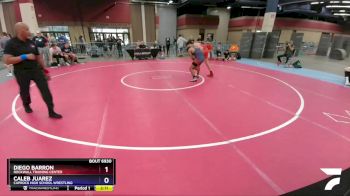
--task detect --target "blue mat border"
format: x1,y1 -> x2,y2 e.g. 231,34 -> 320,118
239,58 -> 345,86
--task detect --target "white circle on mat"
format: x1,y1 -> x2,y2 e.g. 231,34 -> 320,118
121,70 -> 205,91
11,62 -> 305,151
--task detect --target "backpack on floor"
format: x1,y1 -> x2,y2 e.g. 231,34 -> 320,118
292,60 -> 302,68
90,49 -> 100,57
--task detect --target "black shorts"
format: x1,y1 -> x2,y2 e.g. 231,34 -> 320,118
224,52 -> 230,58
192,59 -> 204,67
53,54 -> 63,58
345,70 -> 350,77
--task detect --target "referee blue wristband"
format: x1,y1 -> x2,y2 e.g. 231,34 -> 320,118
20,54 -> 28,61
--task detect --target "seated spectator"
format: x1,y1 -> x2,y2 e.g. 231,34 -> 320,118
152,41 -> 159,49
277,41 -> 295,66
90,44 -> 101,58
49,43 -> 68,66
223,50 -> 231,61
138,41 -> 147,49
229,43 -> 241,60
57,34 -> 68,48
62,43 -> 79,64
229,43 -> 240,53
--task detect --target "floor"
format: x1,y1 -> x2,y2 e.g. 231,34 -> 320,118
0,58 -> 350,195
1,53 -> 348,84
260,54 -> 349,76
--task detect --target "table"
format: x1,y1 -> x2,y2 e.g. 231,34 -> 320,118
126,48 -> 160,60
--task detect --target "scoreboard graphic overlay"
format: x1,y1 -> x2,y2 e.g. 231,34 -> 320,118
7,159 -> 116,191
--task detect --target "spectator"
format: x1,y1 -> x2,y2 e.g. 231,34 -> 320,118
90,44 -> 101,58
32,31 -> 50,67
177,35 -> 187,57
105,35 -> 114,56
173,37 -> 177,55
206,34 -> 213,42
223,49 -> 231,61
61,43 -> 78,64
96,38 -> 103,48
197,34 -> 202,42
47,33 -> 56,44
0,32 -> 12,76
165,37 -> 171,56
107,35 -> 113,50
277,41 -> 295,66
0,33 -> 3,54
229,43 -> 241,60
152,40 -> 160,49
49,43 -> 68,66
112,36 -> 118,54
57,34 -> 68,48
116,37 -> 123,58
216,42 -> 222,59
0,32 -> 10,50
78,35 -> 86,53
138,41 -> 147,49
345,67 -> 350,86
102,39 -> 110,56
112,36 -> 117,44
229,43 -> 240,53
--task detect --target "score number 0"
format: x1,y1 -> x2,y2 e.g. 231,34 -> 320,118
104,166 -> 109,184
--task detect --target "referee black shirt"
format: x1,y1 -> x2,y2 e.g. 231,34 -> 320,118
4,37 -> 41,71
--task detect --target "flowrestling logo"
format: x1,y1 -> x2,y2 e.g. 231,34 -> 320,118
321,168 -> 342,191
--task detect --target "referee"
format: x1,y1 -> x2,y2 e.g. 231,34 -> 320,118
3,22 -> 62,119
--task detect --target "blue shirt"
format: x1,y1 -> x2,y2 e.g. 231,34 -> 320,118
58,36 -> 68,44
194,48 -> 205,63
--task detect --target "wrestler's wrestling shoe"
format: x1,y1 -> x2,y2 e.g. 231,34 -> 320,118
189,76 -> 198,82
